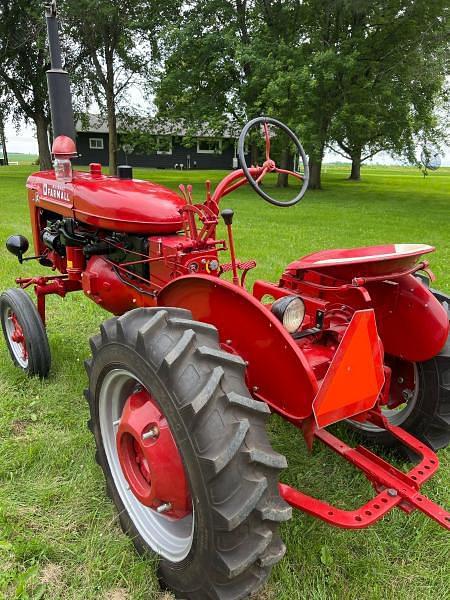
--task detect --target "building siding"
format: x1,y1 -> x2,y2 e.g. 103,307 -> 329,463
73,133 -> 249,170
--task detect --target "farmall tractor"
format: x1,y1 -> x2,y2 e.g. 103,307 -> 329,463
1,4 -> 449,599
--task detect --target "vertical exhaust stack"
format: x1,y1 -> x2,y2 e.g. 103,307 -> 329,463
44,0 -> 76,143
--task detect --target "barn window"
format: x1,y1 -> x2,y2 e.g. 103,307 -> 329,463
197,138 -> 222,154
157,136 -> 172,155
89,137 -> 104,150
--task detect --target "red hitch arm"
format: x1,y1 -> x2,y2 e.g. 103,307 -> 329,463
280,409 -> 450,530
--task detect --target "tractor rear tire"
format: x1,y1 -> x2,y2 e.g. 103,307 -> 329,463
348,290 -> 450,453
348,351 -> 450,453
0,288 -> 51,378
85,307 -> 291,600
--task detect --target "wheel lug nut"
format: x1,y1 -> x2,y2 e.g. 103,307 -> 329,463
402,389 -> 413,402
156,502 -> 172,513
142,426 -> 158,440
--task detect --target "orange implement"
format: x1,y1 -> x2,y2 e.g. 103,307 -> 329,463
313,310 -> 385,428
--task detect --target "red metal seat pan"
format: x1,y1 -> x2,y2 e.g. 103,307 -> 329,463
287,244 -> 434,279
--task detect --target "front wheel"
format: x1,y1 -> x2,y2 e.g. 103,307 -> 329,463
85,307 -> 291,600
0,288 -> 51,377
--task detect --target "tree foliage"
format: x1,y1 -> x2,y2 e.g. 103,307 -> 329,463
64,0 -> 181,175
328,1 -> 450,179
0,0 -> 52,169
156,0 -> 449,186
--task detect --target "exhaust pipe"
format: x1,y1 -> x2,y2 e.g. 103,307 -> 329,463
44,0 -> 76,142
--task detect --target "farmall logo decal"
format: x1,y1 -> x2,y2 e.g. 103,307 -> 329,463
42,182 -> 71,202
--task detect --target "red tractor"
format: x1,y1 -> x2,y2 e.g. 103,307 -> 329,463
1,4 -> 449,599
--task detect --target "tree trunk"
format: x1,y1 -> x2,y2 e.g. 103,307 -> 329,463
105,57 -> 118,175
308,159 -> 322,189
35,113 -> 52,170
250,142 -> 258,166
349,150 -> 361,180
0,118 -> 8,165
106,100 -> 117,175
308,115 -> 329,190
276,147 -> 292,187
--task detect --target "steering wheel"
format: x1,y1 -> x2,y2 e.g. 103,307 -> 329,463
238,116 -> 309,207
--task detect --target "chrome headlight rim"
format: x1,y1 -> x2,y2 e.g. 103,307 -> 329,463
271,295 -> 305,333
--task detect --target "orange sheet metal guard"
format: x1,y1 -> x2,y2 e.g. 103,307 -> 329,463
313,310 -> 385,428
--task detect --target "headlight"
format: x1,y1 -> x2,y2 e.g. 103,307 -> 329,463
271,295 -> 305,333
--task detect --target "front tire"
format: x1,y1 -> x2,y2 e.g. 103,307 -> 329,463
85,307 -> 291,600
0,288 -> 51,377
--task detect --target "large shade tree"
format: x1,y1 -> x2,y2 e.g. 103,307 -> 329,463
157,0 -> 449,188
0,87 -> 10,165
65,0 -> 181,175
156,0 -> 367,188
0,0 -> 52,169
328,1 -> 450,180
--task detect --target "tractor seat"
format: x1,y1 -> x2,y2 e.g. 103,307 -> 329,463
286,244 -> 434,280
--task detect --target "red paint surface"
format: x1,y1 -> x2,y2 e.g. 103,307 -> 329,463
117,388 -> 191,518
72,173 -> 185,233
10,313 -> 28,361
52,135 -> 77,156
367,274 -> 449,362
287,243 -> 435,279
312,310 -> 385,428
280,409 -> 450,531
158,274 -> 318,421
19,156 -> 450,532
27,169 -> 185,235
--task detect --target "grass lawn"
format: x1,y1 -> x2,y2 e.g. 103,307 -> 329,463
0,164 -> 449,599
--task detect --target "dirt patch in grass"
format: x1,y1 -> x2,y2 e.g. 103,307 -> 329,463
251,586 -> 276,599
10,419 -> 30,436
39,562 -> 63,585
39,562 -> 64,595
103,589 -> 128,600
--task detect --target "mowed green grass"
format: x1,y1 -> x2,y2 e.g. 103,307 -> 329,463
0,164 -> 449,599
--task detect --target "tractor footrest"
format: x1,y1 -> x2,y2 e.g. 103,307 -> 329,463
221,260 -> 257,273
280,410 -> 450,530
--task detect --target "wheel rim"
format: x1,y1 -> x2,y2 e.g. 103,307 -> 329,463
350,362 -> 419,432
3,307 -> 28,368
99,368 -> 194,562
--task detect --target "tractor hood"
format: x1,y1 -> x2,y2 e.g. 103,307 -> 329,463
27,170 -> 185,235
72,172 -> 185,234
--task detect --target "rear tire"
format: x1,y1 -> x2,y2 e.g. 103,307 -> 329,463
347,352 -> 450,452
0,288 -> 51,377
85,307 -> 291,600
348,289 -> 450,452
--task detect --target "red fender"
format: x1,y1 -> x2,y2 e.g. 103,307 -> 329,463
368,275 -> 449,362
158,275 -> 318,422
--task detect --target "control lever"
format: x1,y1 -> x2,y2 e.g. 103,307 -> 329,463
221,209 -> 239,286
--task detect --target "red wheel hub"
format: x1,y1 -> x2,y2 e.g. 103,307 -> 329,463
116,387 -> 191,519
386,358 -> 416,409
9,312 -> 28,360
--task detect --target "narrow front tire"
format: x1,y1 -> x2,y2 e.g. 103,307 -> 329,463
0,288 -> 51,378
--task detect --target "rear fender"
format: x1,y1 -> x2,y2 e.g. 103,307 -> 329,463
158,275 -> 318,422
368,274 -> 449,362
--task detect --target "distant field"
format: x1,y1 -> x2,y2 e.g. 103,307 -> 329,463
0,164 -> 448,599
1,153 -> 39,165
